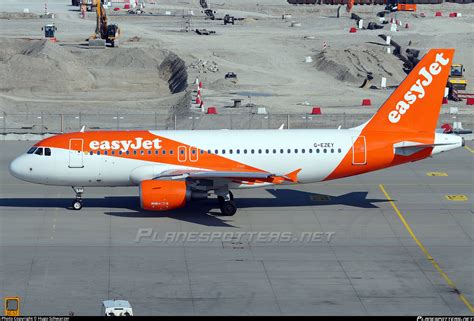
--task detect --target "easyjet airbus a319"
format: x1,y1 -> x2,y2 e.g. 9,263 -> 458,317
9,49 -> 464,215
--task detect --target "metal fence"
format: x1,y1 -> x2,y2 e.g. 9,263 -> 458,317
0,112 -> 472,134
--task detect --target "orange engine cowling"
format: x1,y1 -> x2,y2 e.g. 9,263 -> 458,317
140,180 -> 187,211
139,180 -> 207,211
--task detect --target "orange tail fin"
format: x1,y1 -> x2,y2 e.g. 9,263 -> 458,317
364,49 -> 454,133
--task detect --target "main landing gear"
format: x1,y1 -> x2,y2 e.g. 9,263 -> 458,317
71,186 -> 84,210
217,190 -> 236,216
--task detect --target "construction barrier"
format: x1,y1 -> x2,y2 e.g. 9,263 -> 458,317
435,11 -> 442,16
442,97 -> 448,104
311,107 -> 322,115
207,107 -> 217,114
466,98 -> 474,105
362,99 -> 371,106
349,27 -> 357,33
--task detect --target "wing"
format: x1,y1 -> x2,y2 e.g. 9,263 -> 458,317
156,169 -> 274,180
155,168 -> 302,184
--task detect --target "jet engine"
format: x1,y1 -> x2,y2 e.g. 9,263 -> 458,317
139,180 -> 207,211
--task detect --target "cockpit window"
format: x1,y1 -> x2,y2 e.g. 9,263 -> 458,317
27,147 -> 37,154
34,148 -> 44,156
45,148 -> 51,156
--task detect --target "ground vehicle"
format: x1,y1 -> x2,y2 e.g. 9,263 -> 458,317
9,49 -> 464,216
102,300 -> 133,316
42,24 -> 57,41
88,0 -> 120,48
448,64 -> 467,90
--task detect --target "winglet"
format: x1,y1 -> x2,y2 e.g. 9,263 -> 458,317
283,168 -> 302,183
80,125 -> 86,133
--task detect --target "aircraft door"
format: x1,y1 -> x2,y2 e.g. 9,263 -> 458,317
352,136 -> 366,165
69,139 -> 84,168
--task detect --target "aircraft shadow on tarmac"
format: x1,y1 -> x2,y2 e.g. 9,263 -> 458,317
0,189 -> 388,227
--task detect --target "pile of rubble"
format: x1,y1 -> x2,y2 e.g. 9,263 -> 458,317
188,59 -> 219,73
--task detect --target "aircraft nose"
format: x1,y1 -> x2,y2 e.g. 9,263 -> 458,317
9,155 -> 30,181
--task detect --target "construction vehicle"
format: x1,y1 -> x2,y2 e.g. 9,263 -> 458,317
88,0 -> 120,48
448,64 -> 467,90
4,297 -> 20,316
42,23 -> 57,42
224,14 -> 235,25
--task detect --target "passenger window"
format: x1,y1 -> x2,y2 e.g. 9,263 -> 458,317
97,151 -> 101,155
338,148 -> 342,153
215,149 -> 218,154
229,149 -> 233,154
208,150 -> 211,154
126,151 -> 129,155
265,149 -> 269,154
258,149 -> 262,154
170,150 -> 174,155
302,149 -> 305,153
155,150 -> 159,155
323,149 -> 327,153
148,150 -> 151,155
180,149 -> 185,155
34,148 -> 43,156
237,149 -> 240,154
316,149 -> 320,153
162,150 -> 166,155
280,149 -> 284,154
331,149 -> 334,153
244,150 -> 247,154
222,149 -> 226,154
119,151 -> 123,155
45,148 -> 51,156
104,151 -> 108,155
309,149 -> 313,153
273,149 -> 276,154
251,149 -> 255,154
27,147 -> 37,154
89,151 -> 93,155
287,149 -> 291,154
200,150 -> 204,154
294,149 -> 298,154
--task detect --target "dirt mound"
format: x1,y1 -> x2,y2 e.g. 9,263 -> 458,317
314,45 -> 406,87
0,39 -> 188,97
0,39 -> 95,92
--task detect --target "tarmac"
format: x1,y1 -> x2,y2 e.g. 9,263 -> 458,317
0,140 -> 473,315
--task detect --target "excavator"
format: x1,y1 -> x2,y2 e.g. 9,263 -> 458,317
88,0 -> 120,48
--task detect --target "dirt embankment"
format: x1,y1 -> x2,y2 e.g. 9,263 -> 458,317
0,38 -> 188,101
314,45 -> 406,87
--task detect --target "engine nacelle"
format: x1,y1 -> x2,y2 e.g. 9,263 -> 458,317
139,180 -> 207,211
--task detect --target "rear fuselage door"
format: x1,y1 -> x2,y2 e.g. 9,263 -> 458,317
352,136 -> 367,165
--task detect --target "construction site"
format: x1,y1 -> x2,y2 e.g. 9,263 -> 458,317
0,0 -> 473,316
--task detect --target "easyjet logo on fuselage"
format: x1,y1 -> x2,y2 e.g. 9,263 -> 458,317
388,53 -> 450,124
89,138 -> 162,152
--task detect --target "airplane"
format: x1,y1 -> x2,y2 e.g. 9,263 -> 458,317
9,49 -> 464,216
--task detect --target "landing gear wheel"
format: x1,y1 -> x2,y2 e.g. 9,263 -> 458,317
217,192 -> 233,206
71,186 -> 84,211
219,201 -> 237,216
72,200 -> 83,210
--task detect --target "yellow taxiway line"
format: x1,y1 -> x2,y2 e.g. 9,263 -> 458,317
379,184 -> 474,313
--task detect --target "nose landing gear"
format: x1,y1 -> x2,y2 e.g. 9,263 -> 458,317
71,186 -> 84,210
